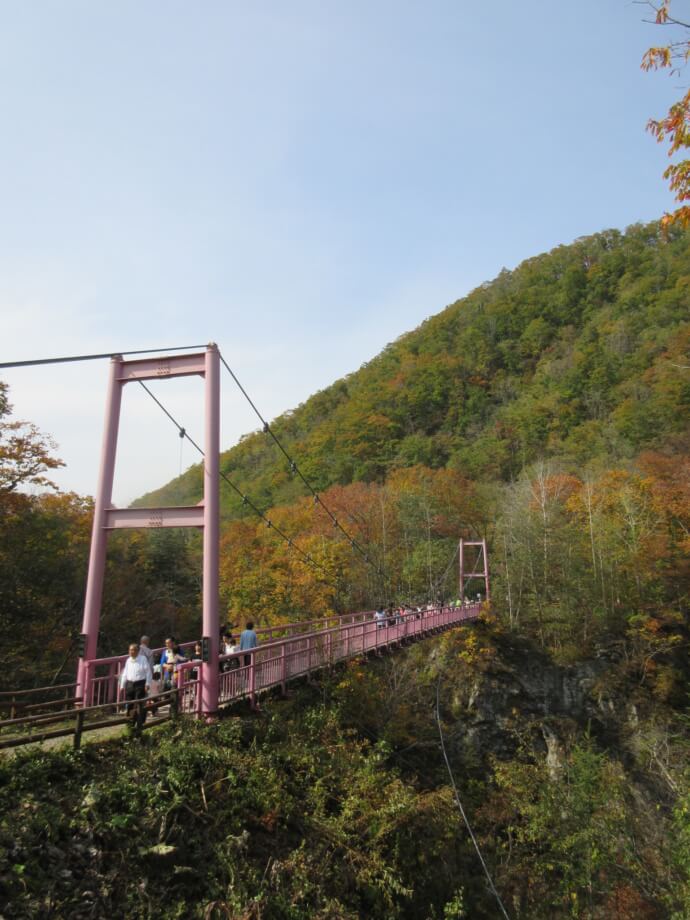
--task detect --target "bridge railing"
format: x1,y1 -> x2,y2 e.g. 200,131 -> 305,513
81,640 -> 196,708
252,610 -> 372,642
168,603 -> 481,713
0,604 -> 481,744
82,613 -> 377,706
0,682 -> 81,719
0,687 -> 183,751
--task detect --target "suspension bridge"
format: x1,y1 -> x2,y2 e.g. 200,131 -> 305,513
0,344 -> 489,748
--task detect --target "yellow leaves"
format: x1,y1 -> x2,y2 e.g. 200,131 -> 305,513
457,631 -> 494,666
641,46 -> 672,71
661,205 -> 690,229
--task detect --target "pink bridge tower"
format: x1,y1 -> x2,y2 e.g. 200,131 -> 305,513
76,344 -> 220,715
459,538 -> 490,606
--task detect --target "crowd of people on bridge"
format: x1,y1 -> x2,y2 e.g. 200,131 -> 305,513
119,622 -> 259,729
373,595 -> 480,628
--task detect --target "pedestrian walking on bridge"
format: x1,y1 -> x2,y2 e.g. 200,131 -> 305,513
240,621 -> 258,667
119,643 -> 152,730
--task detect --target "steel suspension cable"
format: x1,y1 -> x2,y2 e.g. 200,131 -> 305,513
0,344 -> 209,370
137,381 -> 340,591
429,542 -> 461,601
218,351 -> 385,580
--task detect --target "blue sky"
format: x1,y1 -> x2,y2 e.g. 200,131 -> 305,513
0,1 -> 680,504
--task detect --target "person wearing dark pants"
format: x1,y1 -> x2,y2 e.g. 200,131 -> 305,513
239,621 -> 258,667
119,643 -> 153,730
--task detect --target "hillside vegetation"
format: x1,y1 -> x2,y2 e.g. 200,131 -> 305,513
1,218 -> 690,918
2,220 -> 689,677
140,220 -> 689,512
2,625 -> 690,919
133,220 -> 690,667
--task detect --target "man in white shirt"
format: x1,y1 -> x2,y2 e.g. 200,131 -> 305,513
119,643 -> 153,728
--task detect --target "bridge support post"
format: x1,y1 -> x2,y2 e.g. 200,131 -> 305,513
77,356 -> 123,706
306,637 -> 314,683
248,652 -> 257,710
201,346 -> 220,716
280,645 -> 287,697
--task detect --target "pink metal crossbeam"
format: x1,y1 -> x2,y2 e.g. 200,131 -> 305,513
77,345 -> 220,714
104,505 -> 205,529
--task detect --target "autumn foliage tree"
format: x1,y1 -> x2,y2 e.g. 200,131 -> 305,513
0,381 -> 64,495
217,467 -> 484,627
0,383 -> 89,685
642,1 -> 690,226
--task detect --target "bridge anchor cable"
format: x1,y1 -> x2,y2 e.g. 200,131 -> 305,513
435,676 -> 511,920
218,351 -> 388,584
137,380 -> 340,591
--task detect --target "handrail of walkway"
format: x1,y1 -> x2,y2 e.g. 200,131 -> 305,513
81,609 -> 378,705
81,610 -> 376,706
174,602 -> 482,713
85,604 -> 482,708
0,682 -> 81,720
0,688 -> 182,751
3,604 -> 482,720
0,681 -> 78,698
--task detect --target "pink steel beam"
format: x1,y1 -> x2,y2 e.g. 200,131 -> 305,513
201,345 -> 220,714
77,345 -> 221,715
459,538 -> 463,602
116,353 -> 206,381
77,356 -> 123,704
104,506 -> 204,529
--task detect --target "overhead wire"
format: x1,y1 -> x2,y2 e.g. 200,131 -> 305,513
218,351 -> 386,581
137,380 -> 340,593
435,676 -> 511,920
0,344 -> 209,370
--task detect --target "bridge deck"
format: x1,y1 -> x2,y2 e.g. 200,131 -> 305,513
86,603 -> 481,713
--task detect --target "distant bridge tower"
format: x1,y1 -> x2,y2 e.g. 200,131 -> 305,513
77,344 -> 220,715
459,538 -> 489,605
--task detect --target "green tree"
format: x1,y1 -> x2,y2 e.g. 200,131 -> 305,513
488,743 -> 641,917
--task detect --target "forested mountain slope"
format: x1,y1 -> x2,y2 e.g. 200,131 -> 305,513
139,220 -> 690,515
3,219 -> 688,681
2,222 -> 690,918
